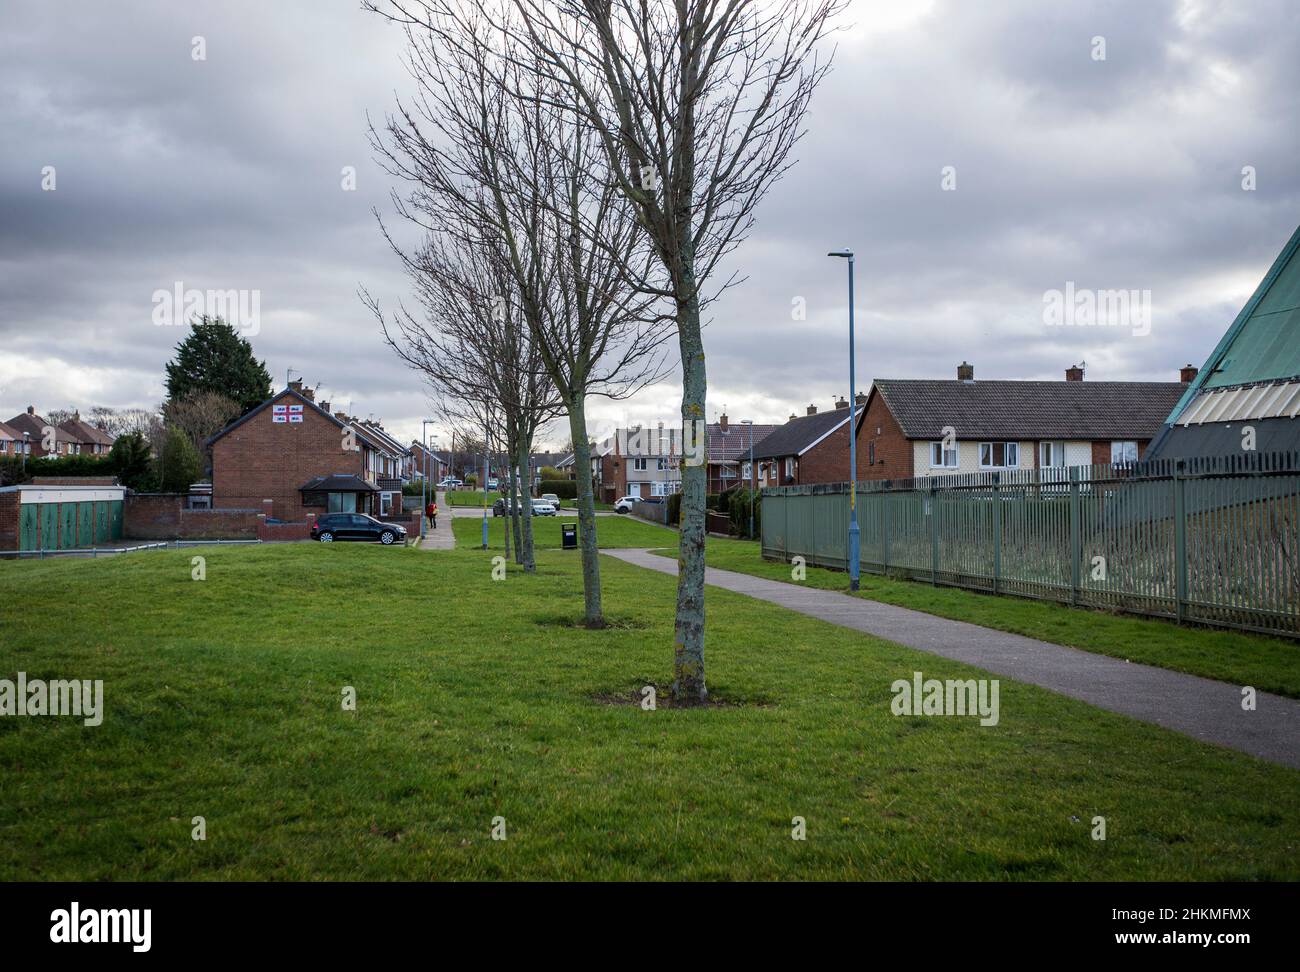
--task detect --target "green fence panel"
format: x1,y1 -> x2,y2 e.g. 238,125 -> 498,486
760,454 -> 1300,636
20,505 -> 38,551
110,500 -> 124,540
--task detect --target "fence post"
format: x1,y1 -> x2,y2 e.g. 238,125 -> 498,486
879,486 -> 889,575
1173,459 -> 1187,623
929,481 -> 939,586
1069,467 -> 1081,605
992,472 -> 1001,595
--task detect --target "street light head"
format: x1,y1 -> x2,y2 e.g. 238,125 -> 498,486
827,248 -> 853,259
740,418 -> 753,424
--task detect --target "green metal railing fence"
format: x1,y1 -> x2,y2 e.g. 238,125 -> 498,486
761,452 -> 1300,637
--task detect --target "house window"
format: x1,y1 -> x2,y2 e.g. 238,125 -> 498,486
979,442 -> 1019,468
868,441 -> 876,465
784,457 -> 795,479
1110,441 -> 1138,464
742,461 -> 752,480
930,442 -> 958,468
720,465 -> 736,479
656,458 -> 667,471
633,457 -> 648,471
302,491 -> 327,508
1039,441 -> 1066,467
328,492 -> 357,513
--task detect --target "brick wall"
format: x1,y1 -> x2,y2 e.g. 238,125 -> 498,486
211,392 -> 364,521
0,491 -> 18,550
859,395 -> 913,482
124,493 -> 261,539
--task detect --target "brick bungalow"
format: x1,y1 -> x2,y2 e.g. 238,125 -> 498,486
858,362 -> 1193,480
751,396 -> 868,487
207,382 -> 411,522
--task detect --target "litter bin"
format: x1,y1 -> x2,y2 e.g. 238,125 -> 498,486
561,523 -> 577,549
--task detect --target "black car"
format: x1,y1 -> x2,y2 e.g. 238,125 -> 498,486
311,513 -> 407,545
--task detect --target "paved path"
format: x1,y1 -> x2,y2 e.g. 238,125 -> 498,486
604,548 -> 1300,769
416,491 -> 456,550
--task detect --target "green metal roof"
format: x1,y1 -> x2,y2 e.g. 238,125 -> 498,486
1168,222 -> 1300,422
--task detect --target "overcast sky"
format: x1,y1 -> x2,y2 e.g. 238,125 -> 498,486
2,0 -> 1297,450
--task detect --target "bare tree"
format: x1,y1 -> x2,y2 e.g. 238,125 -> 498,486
163,390 -> 242,470
366,0 -> 671,628
364,231 -> 561,571
502,0 -> 843,699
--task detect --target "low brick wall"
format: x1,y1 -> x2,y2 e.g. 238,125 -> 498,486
124,493 -> 260,540
0,491 -> 18,550
258,519 -> 314,542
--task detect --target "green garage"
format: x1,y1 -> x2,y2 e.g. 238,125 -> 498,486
4,485 -> 126,552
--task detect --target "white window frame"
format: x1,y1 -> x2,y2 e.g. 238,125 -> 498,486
930,441 -> 957,468
979,442 -> 1020,469
656,458 -> 667,471
1110,440 -> 1138,464
784,457 -> 795,478
742,461 -> 752,480
632,457 -> 648,471
1039,441 -> 1066,468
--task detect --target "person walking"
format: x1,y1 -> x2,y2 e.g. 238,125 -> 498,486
425,499 -> 438,530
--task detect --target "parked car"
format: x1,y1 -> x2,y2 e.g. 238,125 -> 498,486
436,478 -> 463,488
614,495 -> 639,514
488,477 -> 499,489
531,499 -> 557,516
311,513 -> 407,545
492,497 -> 521,517
541,492 -> 561,508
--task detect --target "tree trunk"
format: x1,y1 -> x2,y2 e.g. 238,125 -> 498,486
503,454 -> 513,562
515,436 -> 535,572
567,392 -> 604,627
507,447 -> 522,564
673,281 -> 707,701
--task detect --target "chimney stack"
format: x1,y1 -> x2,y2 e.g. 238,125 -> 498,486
789,413 -> 797,422
26,405 -> 34,415
302,386 -> 315,402
1179,364 -> 1199,383
1065,364 -> 1084,382
320,401 -> 330,413
288,379 -> 304,393
719,413 -> 728,433
835,396 -> 849,410
855,391 -> 867,408
806,403 -> 818,416
957,361 -> 974,382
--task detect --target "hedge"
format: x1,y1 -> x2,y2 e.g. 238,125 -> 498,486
539,479 -> 577,499
727,488 -> 761,539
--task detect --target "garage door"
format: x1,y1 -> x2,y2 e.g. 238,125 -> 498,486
19,505 -> 37,551
78,502 -> 95,547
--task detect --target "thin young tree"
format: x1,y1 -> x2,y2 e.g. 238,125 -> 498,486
366,0 -> 671,629
503,0 -> 843,698
363,232 -> 560,571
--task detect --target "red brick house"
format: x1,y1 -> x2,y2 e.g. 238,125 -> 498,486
58,411 -> 116,456
5,407 -> 80,458
0,420 -> 22,458
207,382 -> 411,521
751,397 -> 868,487
857,362 -> 1192,481
706,414 -> 780,493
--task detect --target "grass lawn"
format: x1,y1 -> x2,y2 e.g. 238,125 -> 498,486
453,512 -> 678,549
444,489 -> 501,507
650,537 -> 1300,699
0,543 -> 1297,880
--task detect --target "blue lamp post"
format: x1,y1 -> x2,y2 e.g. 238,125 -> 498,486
482,417 -> 489,550
828,248 -> 860,591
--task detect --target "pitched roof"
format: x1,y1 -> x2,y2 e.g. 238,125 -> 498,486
871,379 -> 1187,440
5,410 -> 78,444
206,388 -> 401,456
707,423 -> 781,462
0,421 -> 21,442
299,474 -> 378,493
752,409 -> 855,459
58,415 -> 116,447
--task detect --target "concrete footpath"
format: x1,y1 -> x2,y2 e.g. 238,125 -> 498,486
604,548 -> 1300,770
415,491 -> 456,550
